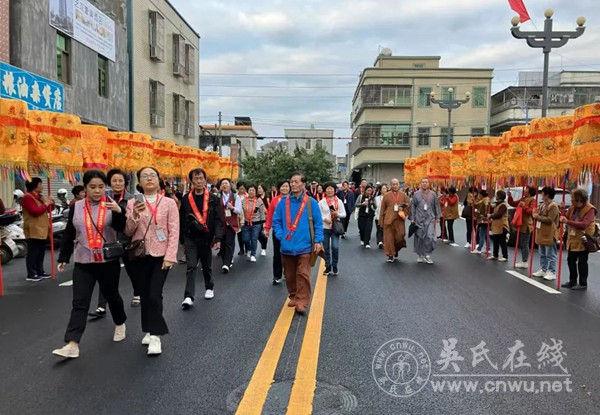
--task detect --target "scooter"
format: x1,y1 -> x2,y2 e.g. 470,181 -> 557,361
0,209 -> 27,264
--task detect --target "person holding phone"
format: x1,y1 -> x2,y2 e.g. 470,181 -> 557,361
52,170 -> 127,359
319,182 -> 346,275
241,184 -> 266,262
125,167 -> 179,356
355,185 -> 377,248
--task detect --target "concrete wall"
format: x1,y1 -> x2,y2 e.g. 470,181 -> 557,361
0,0 -> 9,62
10,0 -> 129,131
131,0 -> 199,146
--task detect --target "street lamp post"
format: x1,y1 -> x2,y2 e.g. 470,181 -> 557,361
510,9 -> 586,118
429,88 -> 470,149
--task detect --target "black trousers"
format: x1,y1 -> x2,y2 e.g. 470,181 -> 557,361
492,229 -> 508,259
465,217 -> 473,244
341,205 -> 351,233
258,228 -> 268,250
567,250 -> 589,286
130,256 -> 169,335
446,219 -> 455,243
184,237 -> 213,299
97,256 -> 138,308
438,219 -> 448,239
64,261 -> 126,343
237,232 -> 245,254
219,226 -> 236,267
26,238 -> 46,277
376,220 -> 383,245
357,216 -> 374,245
272,235 -> 283,281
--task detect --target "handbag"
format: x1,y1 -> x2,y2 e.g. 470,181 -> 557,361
125,198 -> 161,261
461,204 -> 472,219
583,233 -> 599,253
408,222 -> 418,238
512,206 -> 523,227
307,197 -> 325,267
85,206 -> 125,260
333,218 -> 345,236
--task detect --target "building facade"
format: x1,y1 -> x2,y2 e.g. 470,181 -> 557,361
130,0 -> 199,146
350,51 -> 493,184
491,71 -> 600,134
284,127 -> 334,155
0,0 -> 9,63
199,124 -> 259,159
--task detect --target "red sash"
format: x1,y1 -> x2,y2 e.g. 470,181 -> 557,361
245,197 -> 257,223
327,196 -> 338,211
84,197 -> 107,262
188,191 -> 209,226
285,193 -> 309,240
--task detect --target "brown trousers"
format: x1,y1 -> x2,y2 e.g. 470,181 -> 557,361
282,254 -> 312,308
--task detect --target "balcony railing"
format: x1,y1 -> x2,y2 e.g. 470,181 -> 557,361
349,137 -> 410,155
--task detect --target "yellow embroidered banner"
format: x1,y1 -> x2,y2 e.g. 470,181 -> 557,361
403,158 -> 417,186
232,162 -> 239,181
571,103 -> 600,176
80,125 -> 109,171
528,116 -> 574,179
0,98 -> 29,170
203,151 -> 220,181
414,153 -> 428,185
153,140 -> 178,178
506,125 -> 530,178
450,142 -> 469,181
467,136 -> 502,179
218,157 -> 233,180
107,132 -> 153,173
426,151 -> 451,183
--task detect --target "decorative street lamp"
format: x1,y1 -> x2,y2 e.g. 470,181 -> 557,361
511,9 -> 586,118
430,88 -> 470,149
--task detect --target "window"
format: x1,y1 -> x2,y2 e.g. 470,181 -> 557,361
442,87 -> 455,100
56,33 -> 70,84
417,127 -> 431,146
148,11 -> 165,61
149,80 -> 165,127
471,127 -> 485,137
440,127 -> 454,148
418,87 -> 432,107
184,44 -> 195,84
173,34 -> 186,76
97,55 -> 108,97
185,100 -> 195,137
305,140 -> 311,150
173,94 -> 186,135
472,87 -> 487,108
360,85 -> 411,107
316,139 -> 323,148
380,125 -> 410,146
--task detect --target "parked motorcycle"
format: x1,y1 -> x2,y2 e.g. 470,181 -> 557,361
0,209 -> 27,265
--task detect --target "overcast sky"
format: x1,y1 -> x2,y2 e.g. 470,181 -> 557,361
170,0 -> 599,156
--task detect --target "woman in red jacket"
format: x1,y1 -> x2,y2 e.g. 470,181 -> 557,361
263,179 -> 290,285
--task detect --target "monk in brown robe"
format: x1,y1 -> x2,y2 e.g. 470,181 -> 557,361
379,178 -> 411,262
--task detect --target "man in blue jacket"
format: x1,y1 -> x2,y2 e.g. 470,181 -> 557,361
336,181 -> 355,238
273,173 -> 324,314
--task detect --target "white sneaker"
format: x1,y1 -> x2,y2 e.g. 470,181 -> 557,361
113,324 -> 126,342
182,297 -> 194,309
260,249 -> 267,256
543,272 -> 556,281
250,256 -> 257,262
424,256 -> 434,264
532,269 -> 546,277
141,333 -> 151,345
515,262 -> 528,269
471,249 -> 481,254
486,256 -> 496,260
442,239 -> 449,243
498,257 -> 508,262
464,243 -> 471,248
417,257 -> 424,263
204,289 -> 214,300
147,335 -> 161,355
246,251 -> 251,258
360,241 -> 364,246
52,344 -> 79,359
222,265 -> 229,273
365,244 -> 371,249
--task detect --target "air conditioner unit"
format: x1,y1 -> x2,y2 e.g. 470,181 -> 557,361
150,45 -> 163,62
174,123 -> 185,135
173,62 -> 184,77
150,113 -> 163,127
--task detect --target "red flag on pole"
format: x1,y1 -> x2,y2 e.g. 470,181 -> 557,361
509,0 -> 531,23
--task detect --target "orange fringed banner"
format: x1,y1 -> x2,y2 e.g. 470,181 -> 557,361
218,157 -> 232,180
403,158 -> 417,186
232,162 -> 239,182
80,125 -> 109,171
107,132 -> 153,173
414,154 -> 428,185
528,115 -> 574,179
203,151 -> 220,182
467,136 -> 503,180
450,142 -> 469,182
28,111 -> 82,179
506,125 -> 530,179
571,103 -> 600,177
179,146 -> 198,180
0,99 -> 29,178
426,151 -> 451,184
153,140 -> 179,178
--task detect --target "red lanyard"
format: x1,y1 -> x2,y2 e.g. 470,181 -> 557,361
327,196 -> 338,211
188,191 -> 209,225
285,194 -> 309,240
145,195 -> 162,225
84,197 -> 107,262
245,197 -> 257,222
115,191 -> 125,203
391,191 -> 401,205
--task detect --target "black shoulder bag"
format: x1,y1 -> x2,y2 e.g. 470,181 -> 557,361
85,207 -> 124,261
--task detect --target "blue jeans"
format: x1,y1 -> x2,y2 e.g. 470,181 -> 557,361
476,225 -> 487,251
539,243 -> 557,274
242,223 -> 262,256
323,229 -> 340,268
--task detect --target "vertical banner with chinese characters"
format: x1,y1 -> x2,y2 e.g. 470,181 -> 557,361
0,62 -> 64,112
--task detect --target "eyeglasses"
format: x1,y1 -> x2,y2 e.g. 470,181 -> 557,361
140,173 -> 158,180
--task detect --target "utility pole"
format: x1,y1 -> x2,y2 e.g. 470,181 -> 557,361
218,111 -> 222,156
429,88 -> 471,149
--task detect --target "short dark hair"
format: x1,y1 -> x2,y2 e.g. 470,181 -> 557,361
448,186 -> 457,194
188,168 -> 206,181
107,168 -> 129,187
218,178 -> 232,190
246,183 -> 257,192
479,190 -> 489,198
136,166 -> 160,181
496,190 -> 506,201
525,186 -> 537,197
323,182 -> 337,192
291,173 -> 306,183
342,181 -> 349,185
71,185 -> 85,196
25,177 -> 43,192
276,179 -> 290,190
572,188 -> 589,203
83,170 -> 108,186
541,186 -> 556,199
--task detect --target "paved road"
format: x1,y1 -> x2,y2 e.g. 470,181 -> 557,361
0,219 -> 599,414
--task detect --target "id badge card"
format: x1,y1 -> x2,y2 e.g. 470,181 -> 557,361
225,209 -> 232,217
424,203 -> 428,211
569,228 -> 576,236
394,204 -> 399,212
536,221 -> 541,229
156,228 -> 167,242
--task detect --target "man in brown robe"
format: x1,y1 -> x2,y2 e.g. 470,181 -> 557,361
378,178 -> 411,263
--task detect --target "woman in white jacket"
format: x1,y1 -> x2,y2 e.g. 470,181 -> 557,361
319,182 -> 347,276
374,184 -> 388,249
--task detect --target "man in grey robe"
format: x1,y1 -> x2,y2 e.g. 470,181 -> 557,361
410,178 -> 441,264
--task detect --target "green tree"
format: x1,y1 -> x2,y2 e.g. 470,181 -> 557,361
240,144 -> 334,187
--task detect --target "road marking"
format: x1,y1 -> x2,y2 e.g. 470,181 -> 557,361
235,294 -> 295,414
450,243 -> 460,247
287,259 -> 327,415
58,280 -> 73,287
505,270 -> 560,294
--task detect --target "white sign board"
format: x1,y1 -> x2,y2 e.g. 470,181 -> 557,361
49,0 -> 116,62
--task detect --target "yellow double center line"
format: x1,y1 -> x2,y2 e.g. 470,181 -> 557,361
236,260 -> 328,415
